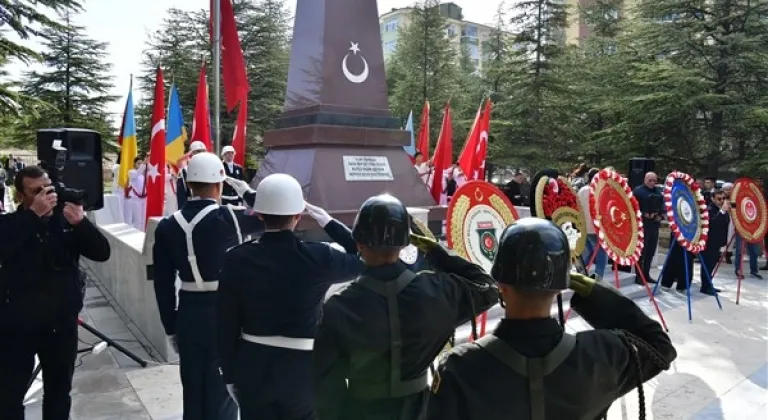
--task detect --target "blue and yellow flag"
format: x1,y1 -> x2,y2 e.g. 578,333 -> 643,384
166,84 -> 187,167
117,84 -> 137,188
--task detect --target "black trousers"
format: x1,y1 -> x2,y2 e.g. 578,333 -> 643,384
0,320 -> 78,420
636,224 -> 659,283
699,248 -> 720,291
177,293 -> 237,420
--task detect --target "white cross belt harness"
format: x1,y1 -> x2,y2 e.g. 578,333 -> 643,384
240,333 -> 315,351
172,202 -> 243,291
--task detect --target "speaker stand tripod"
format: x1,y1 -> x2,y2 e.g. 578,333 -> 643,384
26,318 -> 148,392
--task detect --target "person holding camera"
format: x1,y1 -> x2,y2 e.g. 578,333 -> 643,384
0,166 -> 111,420
427,218 -> 677,420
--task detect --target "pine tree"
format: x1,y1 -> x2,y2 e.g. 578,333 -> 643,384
612,0 -> 768,175
386,0 -> 461,144
493,0 -> 573,167
17,9 -> 117,147
137,0 -> 290,160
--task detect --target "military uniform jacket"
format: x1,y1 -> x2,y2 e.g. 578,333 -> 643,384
221,162 -> 244,202
427,282 -> 677,420
152,197 -> 263,336
314,245 -> 499,420
216,220 -> 364,410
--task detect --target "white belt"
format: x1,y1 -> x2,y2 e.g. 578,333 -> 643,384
240,333 -> 314,351
221,195 -> 240,200
179,281 -> 219,292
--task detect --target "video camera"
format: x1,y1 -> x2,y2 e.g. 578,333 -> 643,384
48,140 -> 88,206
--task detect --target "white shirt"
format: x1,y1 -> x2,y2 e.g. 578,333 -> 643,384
415,163 -> 430,184
577,185 -> 595,234
127,165 -> 146,198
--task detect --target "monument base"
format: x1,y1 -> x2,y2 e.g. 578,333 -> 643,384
253,144 -> 444,225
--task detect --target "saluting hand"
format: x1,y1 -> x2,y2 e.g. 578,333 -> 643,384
304,202 -> 332,227
62,202 -> 85,225
29,186 -> 57,217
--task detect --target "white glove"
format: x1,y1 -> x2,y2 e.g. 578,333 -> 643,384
167,335 -> 179,353
305,201 -> 332,228
224,177 -> 253,197
225,384 -> 239,406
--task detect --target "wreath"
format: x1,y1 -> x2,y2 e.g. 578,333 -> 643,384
663,171 -> 709,253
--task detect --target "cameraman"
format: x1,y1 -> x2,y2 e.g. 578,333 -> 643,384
0,166 -> 111,420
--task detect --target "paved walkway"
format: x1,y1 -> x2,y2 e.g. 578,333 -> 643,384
23,257 -> 768,420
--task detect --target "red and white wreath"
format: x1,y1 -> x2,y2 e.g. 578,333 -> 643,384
589,168 -> 645,266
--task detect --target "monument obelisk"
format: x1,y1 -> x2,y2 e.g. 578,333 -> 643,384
253,0 -> 438,225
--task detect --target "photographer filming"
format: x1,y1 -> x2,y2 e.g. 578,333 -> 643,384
0,165 -> 111,420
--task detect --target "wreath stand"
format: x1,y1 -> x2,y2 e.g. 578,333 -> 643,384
650,171 -> 721,322
563,169 -> 668,332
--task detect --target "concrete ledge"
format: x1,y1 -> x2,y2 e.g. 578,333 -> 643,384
80,217 -> 173,362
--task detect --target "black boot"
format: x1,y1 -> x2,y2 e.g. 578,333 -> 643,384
725,252 -> 732,264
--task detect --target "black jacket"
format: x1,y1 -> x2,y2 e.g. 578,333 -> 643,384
0,209 -> 111,329
216,220 -> 364,411
152,198 -> 264,336
222,162 -> 244,200
706,204 -> 730,251
427,282 -> 676,420
633,185 -> 664,228
314,245 -> 499,420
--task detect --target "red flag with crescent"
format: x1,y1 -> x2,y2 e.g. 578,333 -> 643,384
145,66 -> 167,224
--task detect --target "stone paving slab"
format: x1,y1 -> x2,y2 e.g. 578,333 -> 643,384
22,256 -> 767,420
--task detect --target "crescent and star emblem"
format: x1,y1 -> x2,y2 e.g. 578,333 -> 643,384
609,205 -> 626,227
342,41 -> 369,84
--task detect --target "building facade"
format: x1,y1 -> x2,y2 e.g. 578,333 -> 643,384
565,0 -> 636,45
379,2 -> 493,71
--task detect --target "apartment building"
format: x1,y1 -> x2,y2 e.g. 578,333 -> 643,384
379,2 -> 493,70
565,0 -> 636,44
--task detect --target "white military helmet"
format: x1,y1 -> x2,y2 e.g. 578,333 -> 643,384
186,152 -> 226,184
221,145 -> 236,155
253,173 -> 305,215
189,141 -> 207,152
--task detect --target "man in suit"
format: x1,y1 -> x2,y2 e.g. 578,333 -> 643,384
700,189 -> 730,295
220,145 -> 244,206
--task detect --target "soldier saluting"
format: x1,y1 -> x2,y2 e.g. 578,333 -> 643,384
216,173 -> 363,419
427,218 -> 677,420
313,194 -> 499,420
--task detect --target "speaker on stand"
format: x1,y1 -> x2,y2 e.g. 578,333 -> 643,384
628,158 -> 655,190
36,128 -> 105,211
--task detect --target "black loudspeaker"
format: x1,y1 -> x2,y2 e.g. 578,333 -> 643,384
628,158 -> 655,189
37,128 -> 104,211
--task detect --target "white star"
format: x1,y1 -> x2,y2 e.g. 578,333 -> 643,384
147,163 -> 160,183
349,42 -> 361,55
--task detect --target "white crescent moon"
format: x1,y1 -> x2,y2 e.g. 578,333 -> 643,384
609,206 -> 622,225
342,53 -> 369,84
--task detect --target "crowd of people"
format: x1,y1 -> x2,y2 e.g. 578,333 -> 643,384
109,141 -> 246,231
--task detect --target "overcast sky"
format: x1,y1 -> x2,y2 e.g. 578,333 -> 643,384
7,0 -> 505,119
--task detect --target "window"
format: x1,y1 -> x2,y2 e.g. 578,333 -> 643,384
384,41 -> 397,53
467,44 -> 480,59
463,25 -> 478,38
447,24 -> 456,37
384,19 -> 399,32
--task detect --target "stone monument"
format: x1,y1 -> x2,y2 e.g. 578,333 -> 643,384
253,0 -> 440,226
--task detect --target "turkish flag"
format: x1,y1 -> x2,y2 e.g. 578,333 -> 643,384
458,99 -> 491,181
145,66 -> 167,224
231,97 -> 247,167
472,99 -> 492,181
190,62 -> 212,151
211,0 -> 249,112
429,102 -> 453,204
416,100 -> 430,159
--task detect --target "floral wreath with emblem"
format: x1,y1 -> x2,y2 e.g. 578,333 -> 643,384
535,176 -> 581,218
589,169 -> 644,266
663,171 -> 709,253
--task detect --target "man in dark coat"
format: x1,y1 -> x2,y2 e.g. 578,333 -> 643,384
699,189 -> 729,295
427,218 -> 677,420
633,172 -> 663,285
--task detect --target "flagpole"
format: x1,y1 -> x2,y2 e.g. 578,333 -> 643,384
212,0 -> 222,155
